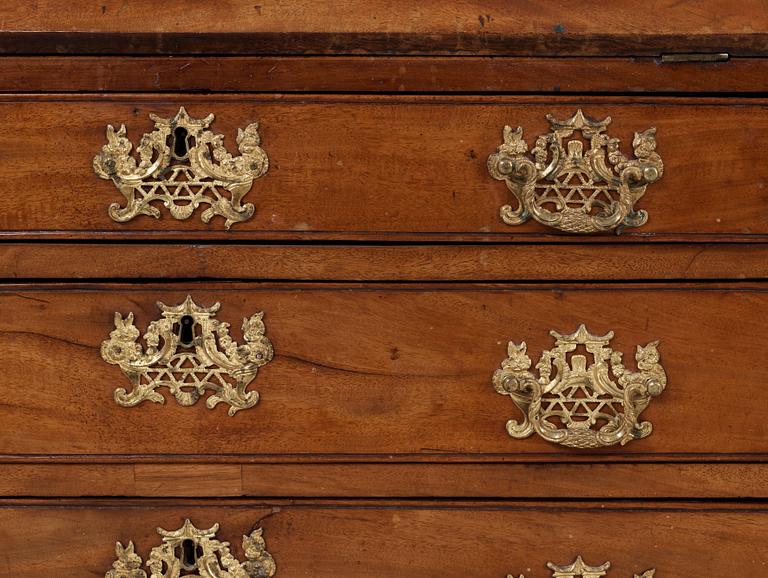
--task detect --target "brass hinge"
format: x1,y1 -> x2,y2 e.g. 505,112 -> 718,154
660,52 -> 730,63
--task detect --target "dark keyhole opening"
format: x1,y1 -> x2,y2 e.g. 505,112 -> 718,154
179,315 -> 195,346
181,538 -> 198,570
173,126 -> 189,158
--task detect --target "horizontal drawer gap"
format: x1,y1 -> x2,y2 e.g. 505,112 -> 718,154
5,90 -> 768,97
4,239 -> 768,247
2,281 -> 768,289
3,277 -> 768,285
5,234 -> 768,243
1,498 -> 766,511
6,93 -> 768,104
3,454 -> 768,463
2,495 -> 767,505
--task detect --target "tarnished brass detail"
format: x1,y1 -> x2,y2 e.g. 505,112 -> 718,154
493,325 -> 666,448
105,519 -> 276,578
488,109 -> 663,234
509,556 -> 655,578
101,295 -> 273,415
94,107 -> 268,229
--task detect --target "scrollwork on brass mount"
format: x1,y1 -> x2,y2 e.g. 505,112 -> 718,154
492,325 -> 666,449
105,519 -> 276,578
509,556 -> 655,578
487,109 -> 663,234
101,295 -> 273,416
93,107 -> 268,229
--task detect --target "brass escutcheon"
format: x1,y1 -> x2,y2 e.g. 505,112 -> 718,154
105,519 -> 276,578
93,107 -> 268,229
101,295 -> 273,415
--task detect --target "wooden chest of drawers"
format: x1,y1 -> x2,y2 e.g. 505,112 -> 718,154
1,2 -> 767,576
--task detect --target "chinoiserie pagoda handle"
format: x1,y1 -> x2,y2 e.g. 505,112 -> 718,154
105,519 -> 276,578
100,295 -> 273,415
487,109 -> 663,234
509,555 -> 656,577
93,107 -> 268,229
492,324 -> 667,448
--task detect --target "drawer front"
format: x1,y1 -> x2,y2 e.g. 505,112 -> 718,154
0,283 -> 765,458
0,500 -> 763,576
2,96 -> 768,240
4,56 -> 768,94
0,0 -> 765,57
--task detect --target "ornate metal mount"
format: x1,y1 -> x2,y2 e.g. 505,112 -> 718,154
93,107 -> 269,229
492,325 -> 666,448
101,296 -> 273,416
105,519 -> 276,578
487,109 -> 663,234
509,556 -> 654,578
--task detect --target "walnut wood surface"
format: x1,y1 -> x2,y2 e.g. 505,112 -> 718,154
0,283 -> 765,458
2,3 -> 764,568
0,500 -> 763,576
0,463 -> 765,499
2,243 -> 767,281
2,95 -> 768,240
0,0 -> 766,56
0,56 -> 764,93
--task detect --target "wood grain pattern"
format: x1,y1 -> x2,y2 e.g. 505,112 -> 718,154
2,4 -> 763,570
2,95 -> 768,240
0,463 -> 765,498
2,243 -> 767,281
0,283 -> 765,458
0,56 -> 763,94
0,500 -> 764,576
0,0 -> 766,56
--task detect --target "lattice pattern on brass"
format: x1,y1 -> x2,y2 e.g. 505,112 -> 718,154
139,352 -> 238,405
492,325 -> 667,448
130,166 -> 228,220
94,107 -> 269,228
535,169 -> 616,216
101,295 -> 273,415
488,109 -> 663,233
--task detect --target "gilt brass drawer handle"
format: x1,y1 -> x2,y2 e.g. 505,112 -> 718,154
93,107 -> 268,229
487,109 -> 663,234
105,519 -> 276,578
510,555 -> 654,578
492,325 -> 666,448
101,295 -> 273,415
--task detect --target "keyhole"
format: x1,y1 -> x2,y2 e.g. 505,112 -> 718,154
179,315 -> 195,346
181,538 -> 198,570
173,126 -> 189,158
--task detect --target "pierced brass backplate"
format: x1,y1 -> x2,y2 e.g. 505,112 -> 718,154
93,107 -> 268,229
492,325 -> 666,448
105,519 -> 276,578
510,556 -> 654,578
101,295 -> 273,415
487,109 -> 663,234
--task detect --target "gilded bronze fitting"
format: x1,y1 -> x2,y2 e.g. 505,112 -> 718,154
488,109 -> 663,234
105,519 -> 276,578
93,107 -> 268,228
101,295 -> 273,415
509,556 -> 655,578
493,325 -> 666,448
